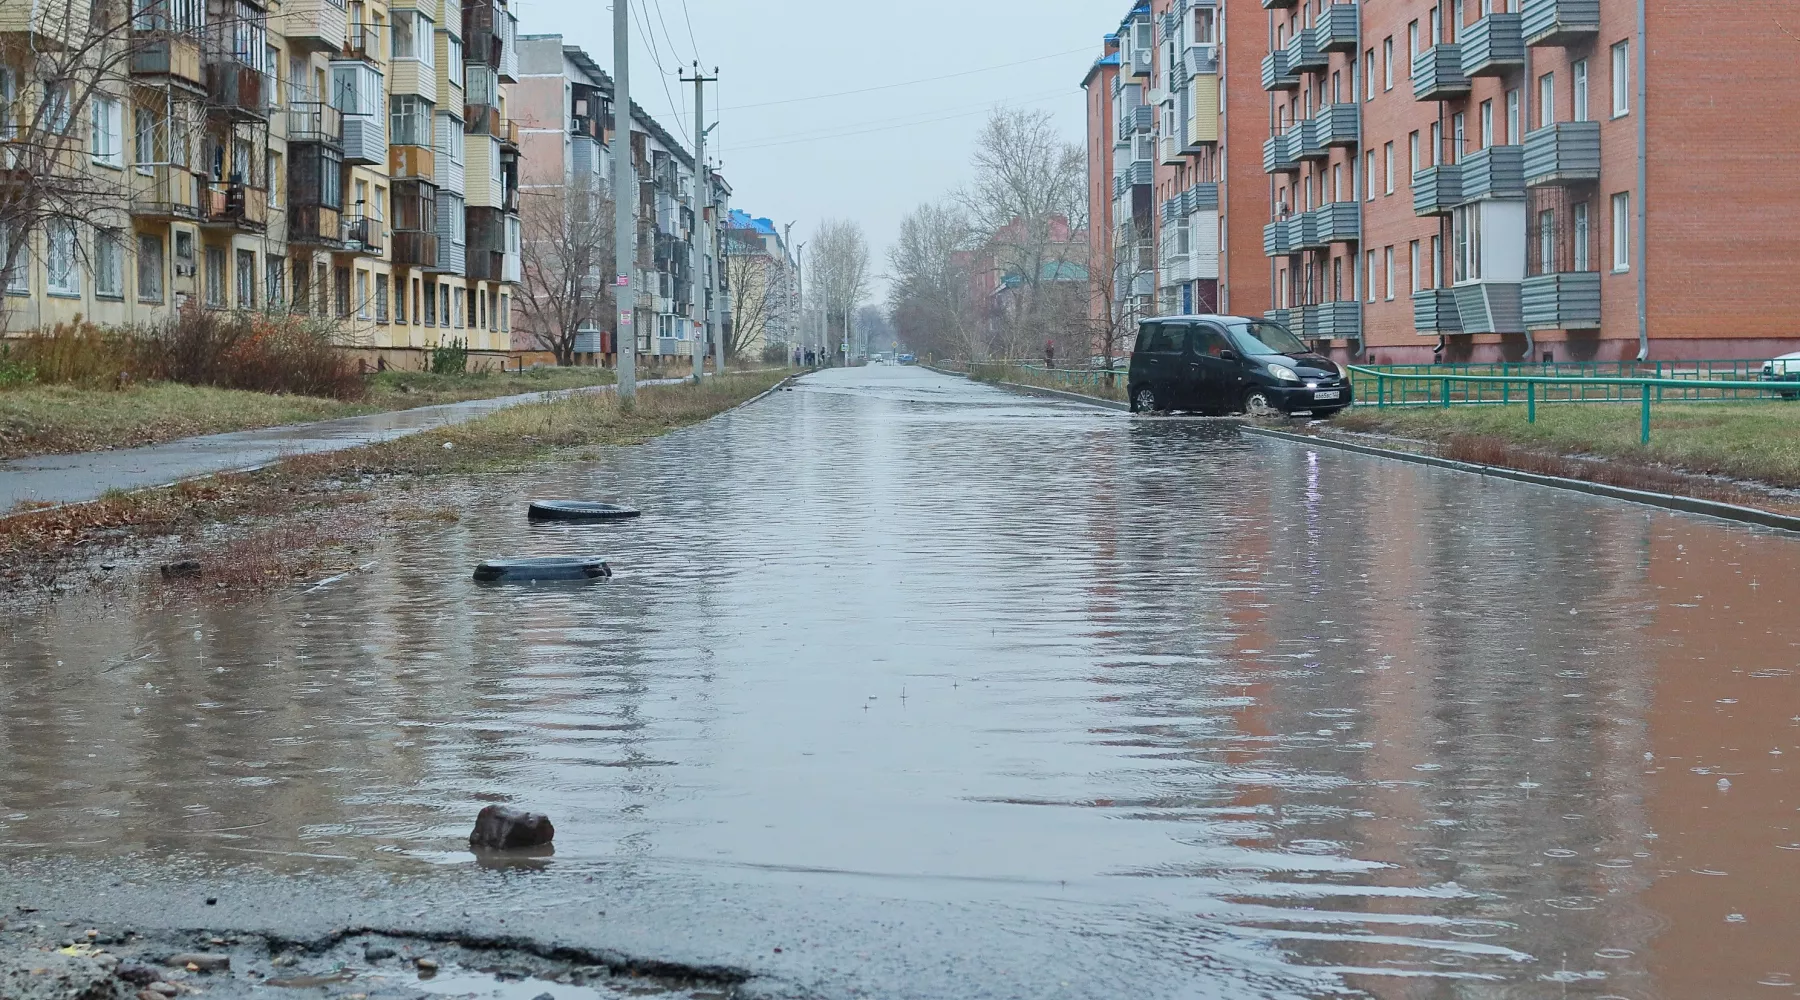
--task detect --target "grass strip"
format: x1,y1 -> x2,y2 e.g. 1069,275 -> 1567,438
0,371 -> 786,597
966,363 -> 1127,403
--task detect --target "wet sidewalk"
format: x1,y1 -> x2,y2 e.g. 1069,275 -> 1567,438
0,377 -> 690,511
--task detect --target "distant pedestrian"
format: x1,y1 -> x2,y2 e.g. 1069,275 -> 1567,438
1045,340 -> 1056,369
793,347 -> 802,367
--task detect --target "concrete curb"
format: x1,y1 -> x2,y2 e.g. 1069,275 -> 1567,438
1242,424 -> 1800,534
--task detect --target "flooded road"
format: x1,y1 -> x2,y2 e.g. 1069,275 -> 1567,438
2,366 -> 1797,999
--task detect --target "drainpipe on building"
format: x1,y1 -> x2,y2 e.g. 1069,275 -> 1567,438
1633,0 -> 1649,361
1522,42 -> 1537,364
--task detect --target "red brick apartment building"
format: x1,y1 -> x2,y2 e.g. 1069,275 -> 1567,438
1083,1 -> 1270,350
1089,0 -> 1800,365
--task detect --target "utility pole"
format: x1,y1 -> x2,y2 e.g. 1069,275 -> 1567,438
613,0 -> 636,402
791,237 -> 805,370
682,65 -> 719,382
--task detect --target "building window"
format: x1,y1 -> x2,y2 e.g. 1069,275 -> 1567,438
390,94 -> 433,147
1429,120 -> 1441,165
1364,150 -> 1375,201
1538,72 -> 1555,127
1383,141 -> 1394,194
1611,192 -> 1630,272
1408,130 -> 1420,177
1574,202 -> 1591,271
1505,88 -> 1520,143
1572,59 -> 1589,122
205,245 -> 226,306
1538,209 -> 1555,273
357,269 -> 371,318
90,96 -> 123,168
45,220 -> 78,295
376,274 -> 390,322
1409,240 -> 1421,292
439,284 -> 450,327
1384,246 -> 1395,301
335,265 -> 351,317
1611,41 -> 1630,116
95,230 -> 124,298
266,150 -> 282,207
235,248 -> 255,307
1479,100 -> 1493,147
394,274 -> 406,323
1406,22 -> 1419,75
390,8 -> 435,64
1363,49 -> 1374,100
137,234 -> 164,303
499,293 -> 509,332
1382,36 -> 1394,89
423,278 -> 437,325
454,290 -> 464,328
1430,234 -> 1442,287
1452,205 -> 1482,282
134,108 -> 155,172
1365,250 -> 1376,303
266,253 -> 284,307
1452,112 -> 1466,163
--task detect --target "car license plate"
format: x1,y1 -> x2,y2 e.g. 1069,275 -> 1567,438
1314,390 -> 1341,401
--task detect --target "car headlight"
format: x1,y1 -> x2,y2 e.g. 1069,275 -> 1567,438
1267,363 -> 1301,382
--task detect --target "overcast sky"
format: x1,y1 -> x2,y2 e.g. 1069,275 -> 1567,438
511,0 -> 1108,298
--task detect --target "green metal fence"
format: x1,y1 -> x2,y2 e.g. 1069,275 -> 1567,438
1350,359 -> 1780,407
1352,366 -> 1800,444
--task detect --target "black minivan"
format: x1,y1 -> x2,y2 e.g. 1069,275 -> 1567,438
1127,314 -> 1353,417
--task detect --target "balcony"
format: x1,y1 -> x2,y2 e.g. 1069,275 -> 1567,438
1265,308 -> 1295,331
200,182 -> 267,231
1285,31 -> 1326,75
1413,164 -> 1462,215
1412,288 -> 1462,334
1459,13 -> 1524,77
1523,121 -> 1601,186
1122,160 -> 1153,187
1412,46 -> 1470,101
1314,103 -> 1360,149
1457,144 -> 1525,203
1522,272 -> 1601,330
1119,104 -> 1153,141
391,229 -> 440,268
1451,280 -> 1524,334
466,248 -> 504,283
1312,3 -> 1359,54
280,0 -> 348,54
130,164 -> 202,221
389,143 -> 436,179
1186,183 -> 1219,214
344,21 -> 382,65
1263,220 -> 1292,256
500,119 -> 520,153
0,0 -> 80,48
287,204 -> 345,248
129,32 -> 204,91
344,214 -> 381,254
1313,202 -> 1361,244
1521,0 -> 1600,47
1261,0 -> 1298,8
1287,211 -> 1323,251
205,58 -> 269,121
1262,132 -> 1297,174
1313,301 -> 1362,340
1261,50 -> 1298,91
1294,118 -> 1328,162
283,102 -> 343,146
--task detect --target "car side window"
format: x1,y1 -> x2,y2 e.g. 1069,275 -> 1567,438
1191,326 -> 1232,358
1138,322 -> 1172,353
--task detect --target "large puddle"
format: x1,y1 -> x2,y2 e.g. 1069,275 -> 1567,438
2,366 -> 1796,998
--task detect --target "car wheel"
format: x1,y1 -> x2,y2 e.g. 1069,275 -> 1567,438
1131,384 -> 1159,414
1242,389 -> 1281,419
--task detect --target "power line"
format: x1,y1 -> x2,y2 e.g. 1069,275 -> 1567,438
629,3 -> 690,143
691,45 -> 1093,116
729,91 -> 1073,152
647,0 -> 693,67
730,88 -> 1071,146
675,0 -> 702,65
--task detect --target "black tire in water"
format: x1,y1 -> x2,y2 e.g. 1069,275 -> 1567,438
527,500 -> 643,522
1130,384 -> 1159,414
473,557 -> 613,583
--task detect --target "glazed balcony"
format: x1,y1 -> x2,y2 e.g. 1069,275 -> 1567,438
129,31 -> 204,91
130,164 -> 203,221
1412,46 -> 1470,102
1523,121 -> 1601,186
280,0 -> 348,54
1457,144 -> 1525,203
1412,288 -> 1462,334
1313,301 -> 1362,340
1261,50 -> 1298,91
1312,202 -> 1361,245
1314,103 -> 1360,149
1312,3 -> 1359,55
1522,272 -> 1601,330
1413,164 -> 1463,216
1521,0 -> 1600,47
1285,31 -> 1326,75
1118,104 -> 1153,142
200,181 -> 268,231
1459,13 -> 1524,77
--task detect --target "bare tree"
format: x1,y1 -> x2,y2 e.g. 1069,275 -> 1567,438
515,184 -> 614,365
809,218 -> 868,361
886,201 -> 977,360
721,228 -> 773,361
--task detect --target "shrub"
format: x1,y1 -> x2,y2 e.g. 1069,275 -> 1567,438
0,344 -> 36,388
429,338 -> 469,375
4,319 -> 137,387
142,306 -> 365,400
761,342 -> 789,364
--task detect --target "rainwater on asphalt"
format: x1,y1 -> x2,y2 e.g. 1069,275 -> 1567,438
2,366 -> 1797,999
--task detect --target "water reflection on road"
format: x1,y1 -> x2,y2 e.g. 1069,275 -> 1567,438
2,366 -> 1797,998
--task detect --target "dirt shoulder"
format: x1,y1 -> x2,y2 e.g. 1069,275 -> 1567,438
0,367 -> 629,462
0,371 -> 787,604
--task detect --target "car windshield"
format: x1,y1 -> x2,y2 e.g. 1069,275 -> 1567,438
1226,320 -> 1310,357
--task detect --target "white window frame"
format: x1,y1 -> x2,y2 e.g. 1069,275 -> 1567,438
1410,240 -> 1421,292
1572,59 -> 1589,122
1384,246 -> 1395,301
95,229 -> 124,298
1383,141 -> 1394,194
1382,37 -> 1394,90
1538,72 -> 1555,128
1574,201 -> 1591,271
137,233 -> 164,303
47,220 -> 79,295
90,95 -> 124,168
1611,41 -> 1630,117
1505,88 -> 1520,144
1611,192 -> 1630,272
